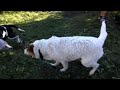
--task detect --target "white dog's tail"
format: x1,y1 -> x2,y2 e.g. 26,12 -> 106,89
98,21 -> 108,46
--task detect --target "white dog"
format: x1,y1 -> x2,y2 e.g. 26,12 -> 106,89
24,21 -> 108,75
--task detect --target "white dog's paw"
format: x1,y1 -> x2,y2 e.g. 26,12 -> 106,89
89,64 -> 99,76
60,68 -> 66,72
50,63 -> 56,66
50,61 -> 60,66
89,70 -> 96,76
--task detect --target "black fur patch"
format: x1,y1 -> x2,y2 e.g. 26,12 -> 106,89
38,49 -> 43,60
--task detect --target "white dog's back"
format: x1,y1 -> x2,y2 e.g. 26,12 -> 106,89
47,36 -> 100,61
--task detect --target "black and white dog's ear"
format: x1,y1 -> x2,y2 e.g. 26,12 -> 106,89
2,31 -> 6,38
5,44 -> 13,49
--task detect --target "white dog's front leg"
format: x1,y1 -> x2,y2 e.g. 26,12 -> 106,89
50,61 -> 60,66
60,61 -> 68,72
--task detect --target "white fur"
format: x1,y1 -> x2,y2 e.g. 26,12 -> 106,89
24,21 -> 108,75
24,49 -> 30,56
0,39 -> 12,50
2,30 -> 8,38
18,28 -> 25,32
8,35 -> 22,43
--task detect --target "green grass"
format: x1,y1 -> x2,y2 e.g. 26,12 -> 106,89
0,11 -> 120,79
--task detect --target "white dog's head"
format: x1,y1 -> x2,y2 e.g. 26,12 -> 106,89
24,40 -> 41,59
24,43 -> 35,58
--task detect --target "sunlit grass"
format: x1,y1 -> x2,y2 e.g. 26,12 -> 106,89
0,11 -> 61,25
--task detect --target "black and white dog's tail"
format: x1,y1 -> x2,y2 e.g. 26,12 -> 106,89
2,25 -> 25,32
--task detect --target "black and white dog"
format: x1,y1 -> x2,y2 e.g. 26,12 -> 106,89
0,25 -> 25,43
0,25 -> 25,50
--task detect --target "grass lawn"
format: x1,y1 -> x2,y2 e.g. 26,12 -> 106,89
0,11 -> 120,79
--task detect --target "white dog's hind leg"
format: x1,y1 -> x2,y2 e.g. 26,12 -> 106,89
89,63 -> 99,76
50,61 -> 60,66
81,58 -> 100,75
60,61 -> 68,72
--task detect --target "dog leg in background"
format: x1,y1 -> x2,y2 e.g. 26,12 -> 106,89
0,39 -> 12,50
8,35 -> 22,43
50,61 -> 60,66
5,43 -> 13,49
7,25 -> 25,32
15,35 -> 22,43
60,61 -> 68,72
18,28 -> 25,32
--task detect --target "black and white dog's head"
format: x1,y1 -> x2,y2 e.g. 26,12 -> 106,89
0,25 -> 25,44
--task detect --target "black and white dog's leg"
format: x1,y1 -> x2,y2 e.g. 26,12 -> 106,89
5,44 -> 12,49
7,25 -> 25,32
15,35 -> 22,43
8,35 -> 22,43
18,28 -> 25,32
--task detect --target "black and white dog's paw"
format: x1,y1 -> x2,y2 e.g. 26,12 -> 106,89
5,44 -> 13,50
18,28 -> 25,32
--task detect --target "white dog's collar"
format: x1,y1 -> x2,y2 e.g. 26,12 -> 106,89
38,49 -> 43,60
